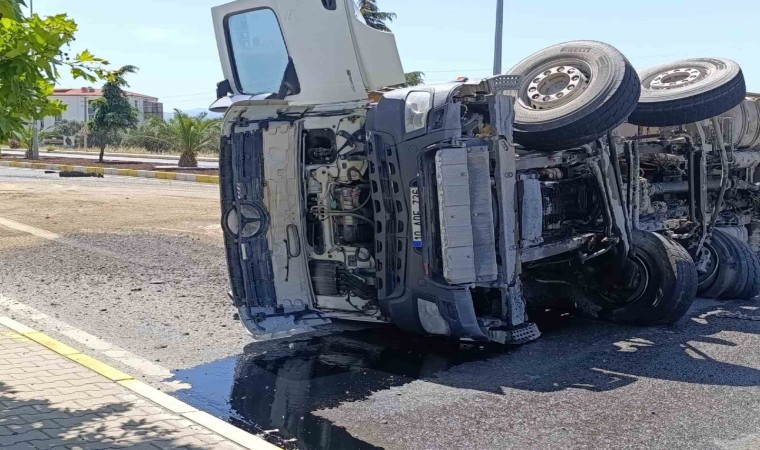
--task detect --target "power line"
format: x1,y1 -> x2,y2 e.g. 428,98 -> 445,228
158,91 -> 214,100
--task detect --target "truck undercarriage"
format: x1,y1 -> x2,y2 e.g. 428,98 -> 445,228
212,0 -> 759,344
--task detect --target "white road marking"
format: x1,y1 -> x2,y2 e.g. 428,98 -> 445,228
0,216 -> 59,240
0,293 -> 187,389
0,215 -> 159,268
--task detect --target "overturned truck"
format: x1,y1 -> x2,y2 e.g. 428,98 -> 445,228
211,0 -> 757,344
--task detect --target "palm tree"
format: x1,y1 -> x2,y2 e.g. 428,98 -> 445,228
404,71 -> 425,86
357,0 -> 396,32
154,110 -> 220,168
14,124 -> 50,157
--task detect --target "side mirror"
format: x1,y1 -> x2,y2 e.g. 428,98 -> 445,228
209,96 -> 232,113
216,79 -> 232,99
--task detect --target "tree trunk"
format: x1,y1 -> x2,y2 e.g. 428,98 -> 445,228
178,151 -> 198,168
99,146 -> 106,163
29,124 -> 39,160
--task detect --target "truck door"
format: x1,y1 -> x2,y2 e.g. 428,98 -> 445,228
211,0 -> 405,106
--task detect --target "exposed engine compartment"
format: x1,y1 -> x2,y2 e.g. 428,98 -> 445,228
302,128 -> 379,315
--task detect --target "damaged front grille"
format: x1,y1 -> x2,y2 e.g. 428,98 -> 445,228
220,129 -> 277,308
367,134 -> 406,299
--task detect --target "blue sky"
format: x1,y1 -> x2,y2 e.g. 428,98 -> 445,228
36,0 -> 760,111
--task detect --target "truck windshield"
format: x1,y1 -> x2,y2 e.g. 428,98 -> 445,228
227,8 -> 289,95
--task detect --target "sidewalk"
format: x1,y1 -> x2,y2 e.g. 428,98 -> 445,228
0,317 -> 276,450
0,147 -> 217,163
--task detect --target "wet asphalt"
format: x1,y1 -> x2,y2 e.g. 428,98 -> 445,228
0,166 -> 758,450
171,301 -> 760,450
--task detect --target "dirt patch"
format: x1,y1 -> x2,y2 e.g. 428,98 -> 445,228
0,155 -> 218,176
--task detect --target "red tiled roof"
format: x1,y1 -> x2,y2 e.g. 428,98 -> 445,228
53,88 -> 158,101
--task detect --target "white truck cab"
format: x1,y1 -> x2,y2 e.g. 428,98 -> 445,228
212,0 -> 405,107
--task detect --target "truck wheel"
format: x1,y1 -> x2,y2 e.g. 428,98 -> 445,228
700,229 -> 760,299
508,40 -> 641,151
697,229 -> 745,299
629,58 -> 745,127
694,236 -> 726,297
576,230 -> 696,325
734,236 -> 760,300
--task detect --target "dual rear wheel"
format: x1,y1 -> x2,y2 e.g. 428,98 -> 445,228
510,45 -> 745,148
696,229 -> 760,300
575,228 -> 760,328
576,230 -> 697,326
511,44 -> 755,327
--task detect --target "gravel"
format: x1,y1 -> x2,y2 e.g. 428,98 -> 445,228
0,167 -> 246,374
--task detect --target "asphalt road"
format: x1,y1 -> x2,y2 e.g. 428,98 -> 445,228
0,166 -> 242,378
2,148 -> 219,168
0,166 -> 758,450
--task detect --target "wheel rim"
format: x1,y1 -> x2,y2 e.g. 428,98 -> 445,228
520,59 -> 591,110
646,66 -> 706,90
596,255 -> 651,306
696,243 -> 720,288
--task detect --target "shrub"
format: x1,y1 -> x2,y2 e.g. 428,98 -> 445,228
121,118 -> 173,153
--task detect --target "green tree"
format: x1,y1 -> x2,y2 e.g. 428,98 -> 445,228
357,0 -> 396,32
151,110 -> 220,167
358,0 -> 424,87
89,65 -> 139,162
0,0 -> 22,20
52,119 -> 83,137
404,71 -> 425,86
0,0 -> 108,157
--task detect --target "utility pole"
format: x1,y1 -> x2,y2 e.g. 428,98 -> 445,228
493,0 -> 504,75
29,0 -> 39,160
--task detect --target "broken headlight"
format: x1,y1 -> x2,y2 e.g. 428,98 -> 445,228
405,91 -> 432,134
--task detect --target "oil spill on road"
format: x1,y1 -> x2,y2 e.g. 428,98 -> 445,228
172,325 -> 510,449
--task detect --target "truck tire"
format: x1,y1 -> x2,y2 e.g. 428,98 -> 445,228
508,40 -> 641,151
576,230 -> 696,325
629,58 -> 745,127
695,234 -> 725,297
698,229 -> 745,299
734,236 -> 760,300
701,229 -> 760,300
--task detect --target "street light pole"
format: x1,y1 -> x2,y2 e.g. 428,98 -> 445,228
29,0 -> 40,160
493,0 -> 504,75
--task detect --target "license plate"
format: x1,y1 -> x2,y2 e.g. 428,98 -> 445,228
411,187 -> 422,248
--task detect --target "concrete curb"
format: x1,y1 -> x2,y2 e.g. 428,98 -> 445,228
36,149 -> 219,162
0,316 -> 279,450
0,160 -> 219,184
0,147 -> 217,162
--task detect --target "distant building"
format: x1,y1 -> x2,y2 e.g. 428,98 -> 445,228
40,87 -> 164,129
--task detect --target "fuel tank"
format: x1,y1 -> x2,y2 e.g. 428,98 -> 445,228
721,95 -> 760,150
